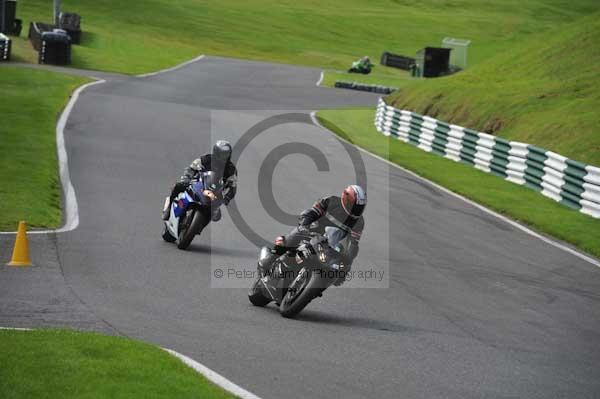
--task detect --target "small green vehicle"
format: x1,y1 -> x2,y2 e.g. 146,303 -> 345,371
348,56 -> 374,74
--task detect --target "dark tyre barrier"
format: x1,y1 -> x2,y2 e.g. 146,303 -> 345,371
28,22 -> 71,65
0,0 -> 20,35
58,12 -> 81,44
380,52 -> 415,70
334,80 -> 397,95
0,32 -> 10,60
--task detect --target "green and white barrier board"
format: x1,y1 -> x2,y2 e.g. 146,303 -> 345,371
375,98 -> 600,218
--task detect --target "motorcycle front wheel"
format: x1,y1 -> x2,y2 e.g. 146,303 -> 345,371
162,226 -> 176,243
177,210 -> 208,250
279,269 -> 326,318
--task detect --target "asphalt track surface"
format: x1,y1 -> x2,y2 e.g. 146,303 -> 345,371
16,56 -> 600,398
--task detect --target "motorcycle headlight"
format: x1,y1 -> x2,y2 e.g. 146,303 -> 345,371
317,244 -> 327,263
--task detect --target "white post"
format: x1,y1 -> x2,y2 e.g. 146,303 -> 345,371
53,0 -> 62,25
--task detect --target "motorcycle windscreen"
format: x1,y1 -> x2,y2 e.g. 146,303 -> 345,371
202,171 -> 224,192
324,226 -> 350,252
191,181 -> 205,197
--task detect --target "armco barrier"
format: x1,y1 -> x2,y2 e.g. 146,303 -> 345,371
375,98 -> 600,218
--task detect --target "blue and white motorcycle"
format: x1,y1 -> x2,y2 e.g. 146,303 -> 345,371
162,171 -> 224,250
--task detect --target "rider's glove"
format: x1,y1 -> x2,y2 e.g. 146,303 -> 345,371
274,236 -> 285,247
296,224 -> 310,234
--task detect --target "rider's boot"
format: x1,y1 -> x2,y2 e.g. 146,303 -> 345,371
258,236 -> 287,277
211,208 -> 222,222
258,252 -> 276,278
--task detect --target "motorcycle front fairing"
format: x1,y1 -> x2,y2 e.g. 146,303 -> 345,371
165,190 -> 196,240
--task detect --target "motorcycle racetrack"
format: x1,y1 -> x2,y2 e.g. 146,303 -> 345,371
14,56 -> 600,398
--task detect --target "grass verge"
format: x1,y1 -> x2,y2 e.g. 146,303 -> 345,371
0,67 -> 89,231
0,329 -> 236,399
316,108 -> 600,258
386,12 -> 600,166
8,0 -> 599,74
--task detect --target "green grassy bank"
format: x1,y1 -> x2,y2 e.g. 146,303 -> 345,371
0,329 -> 236,399
0,67 -> 88,230
10,0 -> 599,74
385,12 -> 600,166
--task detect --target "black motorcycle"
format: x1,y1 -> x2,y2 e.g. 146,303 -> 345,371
248,227 -> 349,318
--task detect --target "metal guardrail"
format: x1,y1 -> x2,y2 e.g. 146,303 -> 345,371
375,99 -> 600,218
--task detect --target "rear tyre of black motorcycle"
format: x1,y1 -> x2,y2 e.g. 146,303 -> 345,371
162,226 -> 176,243
280,272 -> 325,319
177,210 -> 207,250
248,279 -> 271,307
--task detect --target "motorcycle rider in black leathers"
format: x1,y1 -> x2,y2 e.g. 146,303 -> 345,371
259,185 -> 366,286
163,140 -> 237,221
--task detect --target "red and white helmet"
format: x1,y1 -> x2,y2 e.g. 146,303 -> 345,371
341,185 -> 367,217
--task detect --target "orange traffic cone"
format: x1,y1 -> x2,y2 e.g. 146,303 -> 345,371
7,221 -> 32,267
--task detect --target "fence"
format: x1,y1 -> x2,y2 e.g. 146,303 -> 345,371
375,99 -> 600,218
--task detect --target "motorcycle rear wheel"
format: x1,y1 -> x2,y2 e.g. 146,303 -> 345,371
177,210 -> 208,250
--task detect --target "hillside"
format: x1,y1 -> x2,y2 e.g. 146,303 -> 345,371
11,0 -> 599,74
387,12 -> 600,166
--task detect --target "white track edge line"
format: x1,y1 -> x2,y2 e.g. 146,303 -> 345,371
0,79 -> 107,235
136,54 -> 206,78
0,327 -> 33,331
309,111 -> 600,268
316,71 -> 324,86
1,54 -> 208,235
163,348 -> 263,399
0,328 -> 261,398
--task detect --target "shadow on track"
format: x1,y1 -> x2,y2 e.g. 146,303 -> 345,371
256,305 -> 440,336
187,243 -> 257,258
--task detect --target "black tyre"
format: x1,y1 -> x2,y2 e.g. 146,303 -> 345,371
279,270 -> 326,318
177,210 -> 208,250
162,226 -> 176,243
248,279 -> 271,307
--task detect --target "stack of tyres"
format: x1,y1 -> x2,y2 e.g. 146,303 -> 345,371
58,12 -> 81,44
39,29 -> 71,65
0,0 -> 21,35
28,21 -> 47,51
0,32 -> 10,60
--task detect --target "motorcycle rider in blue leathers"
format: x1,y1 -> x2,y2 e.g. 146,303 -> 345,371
163,140 -> 237,221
